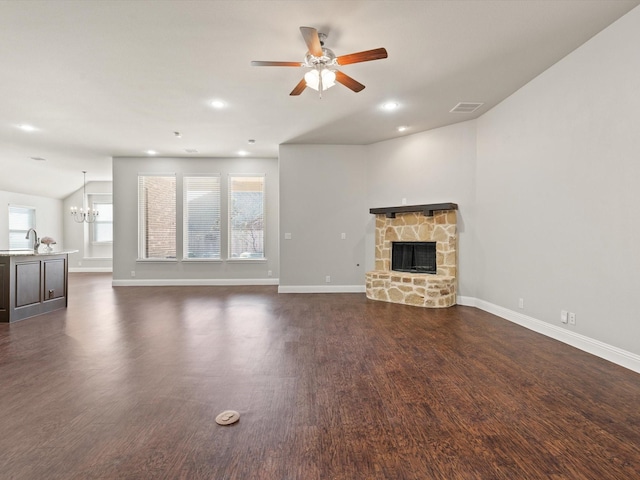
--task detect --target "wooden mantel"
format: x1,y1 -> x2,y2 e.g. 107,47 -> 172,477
369,202 -> 458,218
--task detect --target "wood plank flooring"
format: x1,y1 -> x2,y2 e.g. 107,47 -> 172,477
1,273 -> 639,479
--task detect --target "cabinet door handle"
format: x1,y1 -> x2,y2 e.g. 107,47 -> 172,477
49,289 -> 54,299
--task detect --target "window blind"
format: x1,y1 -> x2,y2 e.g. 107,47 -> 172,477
91,196 -> 113,243
183,175 -> 221,259
9,205 -> 35,250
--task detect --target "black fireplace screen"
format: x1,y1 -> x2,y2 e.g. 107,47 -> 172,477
391,241 -> 437,274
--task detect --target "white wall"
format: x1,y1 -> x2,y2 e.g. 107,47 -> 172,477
112,156 -> 278,285
279,144 -> 367,291
475,7 -> 640,356
0,189 -> 63,251
63,181 -> 113,271
365,121 -> 478,297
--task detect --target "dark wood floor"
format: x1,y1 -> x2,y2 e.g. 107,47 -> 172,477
1,273 -> 639,479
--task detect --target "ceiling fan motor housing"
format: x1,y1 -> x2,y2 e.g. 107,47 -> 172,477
304,47 -> 337,68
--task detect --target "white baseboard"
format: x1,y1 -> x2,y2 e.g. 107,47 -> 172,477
463,297 -> 640,374
112,278 -> 279,287
456,295 -> 477,307
278,285 -> 366,294
69,267 -> 113,273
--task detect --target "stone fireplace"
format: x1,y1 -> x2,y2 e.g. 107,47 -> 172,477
366,203 -> 457,308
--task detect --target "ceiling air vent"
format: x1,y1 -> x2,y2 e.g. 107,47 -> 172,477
450,102 -> 484,113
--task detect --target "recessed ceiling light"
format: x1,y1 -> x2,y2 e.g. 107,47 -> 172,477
17,124 -> 37,132
381,102 -> 399,111
210,100 -> 225,109
397,126 -> 409,132
30,156 -> 46,161
237,150 -> 249,156
145,150 -> 157,156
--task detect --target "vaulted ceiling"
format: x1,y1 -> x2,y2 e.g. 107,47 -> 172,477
1,0 -> 638,198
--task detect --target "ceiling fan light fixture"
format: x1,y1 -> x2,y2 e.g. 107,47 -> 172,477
322,69 -> 336,89
304,70 -> 319,90
304,68 -> 336,91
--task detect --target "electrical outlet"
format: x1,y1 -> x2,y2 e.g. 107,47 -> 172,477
325,275 -> 331,283
267,270 -> 272,277
401,198 -> 407,205
569,312 -> 576,325
561,310 -> 568,323
78,261 -> 82,266
518,298 -> 524,309
341,232 -> 346,239
131,270 -> 136,277
284,233 -> 292,240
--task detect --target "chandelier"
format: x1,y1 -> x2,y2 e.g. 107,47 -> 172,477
70,171 -> 99,223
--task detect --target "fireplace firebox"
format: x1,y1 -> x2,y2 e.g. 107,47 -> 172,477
392,241 -> 437,274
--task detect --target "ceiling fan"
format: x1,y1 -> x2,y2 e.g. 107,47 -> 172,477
251,26 -> 388,97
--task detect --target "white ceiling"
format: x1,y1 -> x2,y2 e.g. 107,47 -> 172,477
1,0 -> 638,199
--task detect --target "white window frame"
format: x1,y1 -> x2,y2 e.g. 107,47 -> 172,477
228,174 -> 266,261
89,194 -> 113,245
8,204 -> 36,250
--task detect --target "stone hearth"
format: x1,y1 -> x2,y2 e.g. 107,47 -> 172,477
366,204 -> 457,308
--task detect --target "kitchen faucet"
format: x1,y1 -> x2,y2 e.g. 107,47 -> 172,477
25,228 -> 40,252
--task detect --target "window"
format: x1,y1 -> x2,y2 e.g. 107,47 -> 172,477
138,174 -> 176,259
229,175 -> 265,259
8,205 -> 36,250
89,194 -> 113,243
183,175 -> 221,259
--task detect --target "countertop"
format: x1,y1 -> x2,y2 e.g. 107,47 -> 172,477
0,250 -> 78,257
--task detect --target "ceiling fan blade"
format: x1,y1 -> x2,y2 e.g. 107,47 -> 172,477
336,48 -> 388,66
290,78 -> 307,96
335,70 -> 365,93
300,26 -> 323,57
251,61 -> 303,67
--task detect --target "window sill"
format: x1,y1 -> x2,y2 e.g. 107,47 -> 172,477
182,258 -> 223,263
227,257 -> 268,263
136,258 -> 178,263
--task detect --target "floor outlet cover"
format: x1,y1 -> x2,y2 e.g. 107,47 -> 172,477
216,410 -> 240,425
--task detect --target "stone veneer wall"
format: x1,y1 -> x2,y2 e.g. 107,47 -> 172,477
366,210 -> 457,308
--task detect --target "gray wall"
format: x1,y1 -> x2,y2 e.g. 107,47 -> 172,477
112,156 -> 278,284
275,7 -> 640,365
0,189 -> 63,251
365,121 -> 477,298
475,7 -> 640,355
279,145 -> 367,291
